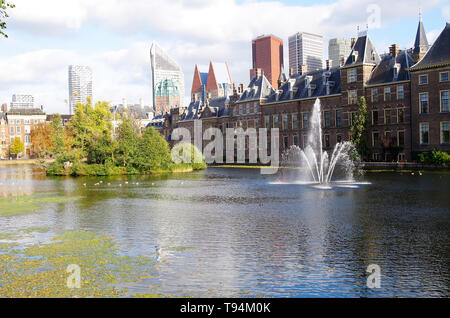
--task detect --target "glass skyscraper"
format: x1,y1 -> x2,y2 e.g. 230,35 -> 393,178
68,65 -> 93,115
150,42 -> 185,114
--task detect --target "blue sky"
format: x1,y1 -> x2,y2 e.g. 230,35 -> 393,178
0,0 -> 449,114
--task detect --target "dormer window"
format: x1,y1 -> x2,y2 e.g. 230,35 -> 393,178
326,81 -> 335,95
352,51 -> 358,63
322,71 -> 331,85
275,90 -> 283,101
308,84 -> 316,97
305,76 -> 313,87
393,63 -> 400,80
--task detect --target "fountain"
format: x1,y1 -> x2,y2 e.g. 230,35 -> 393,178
278,99 -> 363,187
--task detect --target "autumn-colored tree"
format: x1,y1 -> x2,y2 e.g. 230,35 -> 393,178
9,137 -> 24,158
31,122 -> 54,158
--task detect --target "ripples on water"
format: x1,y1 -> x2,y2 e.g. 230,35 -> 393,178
0,165 -> 449,297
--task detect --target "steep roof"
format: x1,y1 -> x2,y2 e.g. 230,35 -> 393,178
413,18 -> 429,54
238,75 -> 275,102
191,65 -> 206,94
264,66 -> 341,104
410,23 -> 450,71
367,50 -> 415,85
344,32 -> 380,67
182,100 -> 203,121
206,61 -> 232,92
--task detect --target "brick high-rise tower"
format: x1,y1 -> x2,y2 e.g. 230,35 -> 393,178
250,35 -> 284,89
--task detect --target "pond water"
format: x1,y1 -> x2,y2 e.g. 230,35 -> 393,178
0,165 -> 449,297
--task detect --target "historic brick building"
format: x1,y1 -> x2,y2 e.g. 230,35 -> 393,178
409,23 -> 450,157
164,19 -> 450,163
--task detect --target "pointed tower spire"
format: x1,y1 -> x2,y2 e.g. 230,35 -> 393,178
413,8 -> 429,63
278,64 -> 287,88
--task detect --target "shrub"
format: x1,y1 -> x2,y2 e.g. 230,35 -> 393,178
418,150 -> 450,165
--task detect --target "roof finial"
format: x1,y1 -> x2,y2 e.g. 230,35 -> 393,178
419,7 -> 422,22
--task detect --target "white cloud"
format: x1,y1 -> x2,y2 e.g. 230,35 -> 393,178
443,4 -> 450,21
1,0 -> 448,113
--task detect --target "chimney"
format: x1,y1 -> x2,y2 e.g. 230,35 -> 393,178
289,68 -> 294,76
389,44 -> 399,58
253,68 -> 263,79
351,37 -> 356,48
326,60 -> 332,70
1,103 -> 7,113
299,64 -> 308,75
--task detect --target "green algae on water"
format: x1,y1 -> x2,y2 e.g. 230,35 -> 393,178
0,194 -> 82,217
0,230 -> 155,298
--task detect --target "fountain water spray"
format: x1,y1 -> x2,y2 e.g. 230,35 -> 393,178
280,99 -> 359,184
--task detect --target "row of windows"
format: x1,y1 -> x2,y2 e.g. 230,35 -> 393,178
264,110 -> 367,130
372,131 -> 406,147
281,133 -> 345,150
6,119 -> 44,125
4,135 -> 31,143
372,108 -> 405,125
419,122 -> 450,145
233,102 -> 259,116
419,91 -> 449,113
419,71 -> 449,85
371,85 -> 404,102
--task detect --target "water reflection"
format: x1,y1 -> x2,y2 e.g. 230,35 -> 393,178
0,166 -> 449,297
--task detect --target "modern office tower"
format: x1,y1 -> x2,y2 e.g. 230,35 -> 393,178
328,38 -> 353,67
68,65 -> 93,115
288,32 -> 324,75
10,94 -> 34,109
150,42 -> 185,114
250,35 -> 284,89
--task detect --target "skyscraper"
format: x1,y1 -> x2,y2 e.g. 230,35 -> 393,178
251,35 -> 284,89
150,42 -> 185,114
68,65 -> 93,115
288,32 -> 323,75
328,38 -> 353,68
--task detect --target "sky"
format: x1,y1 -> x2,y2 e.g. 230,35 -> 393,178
0,0 -> 449,114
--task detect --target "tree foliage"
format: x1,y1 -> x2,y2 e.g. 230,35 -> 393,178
0,0 -> 14,38
9,137 -> 24,157
350,97 -> 369,159
47,99 -> 205,176
49,114 -> 65,156
31,122 -> 53,158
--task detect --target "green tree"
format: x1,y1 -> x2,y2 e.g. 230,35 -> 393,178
9,137 -> 24,158
135,127 -> 172,172
69,100 -> 114,164
116,116 -> 139,167
0,0 -> 14,38
49,114 -> 66,156
350,97 -> 369,160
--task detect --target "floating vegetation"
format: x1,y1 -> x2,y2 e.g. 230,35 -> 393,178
0,230 -> 156,298
20,226 -> 51,234
0,194 -> 81,217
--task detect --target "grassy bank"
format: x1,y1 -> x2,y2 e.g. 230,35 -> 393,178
46,161 -> 205,177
